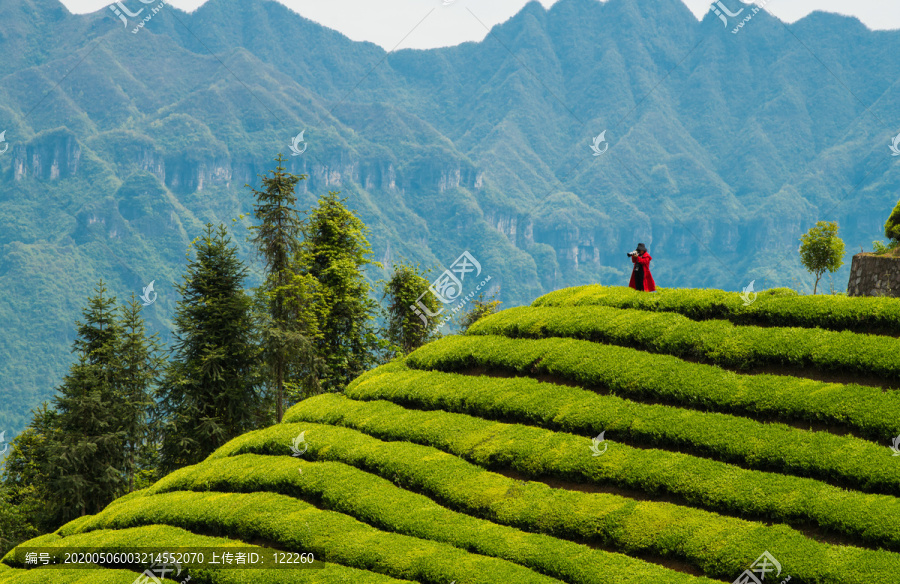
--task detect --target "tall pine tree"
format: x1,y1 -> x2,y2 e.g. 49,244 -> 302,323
117,295 -> 163,490
157,224 -> 262,472
297,191 -> 381,391
47,281 -> 128,522
247,156 -> 322,421
3,284 -> 164,532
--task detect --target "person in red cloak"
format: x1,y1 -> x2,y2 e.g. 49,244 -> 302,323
627,243 -> 656,292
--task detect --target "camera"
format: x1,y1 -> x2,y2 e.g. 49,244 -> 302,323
627,251 -> 637,257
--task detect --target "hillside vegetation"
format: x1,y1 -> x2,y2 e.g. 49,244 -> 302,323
4,285 -> 900,583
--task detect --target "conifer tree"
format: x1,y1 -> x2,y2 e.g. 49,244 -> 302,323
381,262 -> 440,356
247,156 -> 322,421
47,281 -> 128,521
0,404 -> 57,544
3,285 -> 164,530
297,191 -> 382,391
117,295 -> 164,490
0,483 -> 39,557
156,224 -> 262,472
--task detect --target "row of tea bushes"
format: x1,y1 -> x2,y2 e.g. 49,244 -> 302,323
406,334 -> 900,441
149,454 -> 719,584
65,490 -> 565,584
469,305 -> 900,383
227,409 -> 900,584
371,365 -> 900,495
533,285 -> 900,335
0,567 -> 175,584
338,373 -> 900,546
0,564 -> 179,584
3,524 -> 405,584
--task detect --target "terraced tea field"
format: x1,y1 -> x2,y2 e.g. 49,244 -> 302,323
5,285 -> 900,584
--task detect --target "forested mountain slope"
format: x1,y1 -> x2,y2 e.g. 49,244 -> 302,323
1,0 -> 899,435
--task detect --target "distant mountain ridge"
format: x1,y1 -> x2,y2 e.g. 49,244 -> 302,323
2,0 -> 900,436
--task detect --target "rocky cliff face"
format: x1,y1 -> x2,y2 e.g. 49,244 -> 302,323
4,129 -> 848,290
485,209 -> 526,246
138,153 -> 402,195
162,156 -> 240,193
13,130 -> 81,181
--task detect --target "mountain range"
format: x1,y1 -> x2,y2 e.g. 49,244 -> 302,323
2,0 -> 900,436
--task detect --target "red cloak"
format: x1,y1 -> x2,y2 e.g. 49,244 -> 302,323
628,252 -> 656,292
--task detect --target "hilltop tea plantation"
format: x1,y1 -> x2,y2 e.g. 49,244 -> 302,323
6,285 -> 900,584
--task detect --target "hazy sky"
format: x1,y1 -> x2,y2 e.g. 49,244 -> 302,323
62,0 -> 900,49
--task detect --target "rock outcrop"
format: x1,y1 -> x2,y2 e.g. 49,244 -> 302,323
847,253 -> 900,297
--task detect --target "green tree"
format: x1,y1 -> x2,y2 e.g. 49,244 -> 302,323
0,483 -> 40,557
247,156 -> 322,421
47,281 -> 128,521
0,405 -> 57,551
381,262 -> 440,356
156,224 -> 262,472
298,192 -> 382,391
884,197 -> 900,242
799,220 -> 845,294
457,291 -> 502,333
251,274 -> 324,410
117,295 -> 164,491
2,287 -> 164,536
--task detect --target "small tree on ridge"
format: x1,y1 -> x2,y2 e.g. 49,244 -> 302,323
799,220 -> 845,294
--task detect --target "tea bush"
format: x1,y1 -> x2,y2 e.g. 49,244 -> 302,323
406,334 -> 900,441
469,305 -> 900,383
533,285 -> 900,335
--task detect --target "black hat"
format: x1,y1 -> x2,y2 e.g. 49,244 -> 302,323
636,243 -> 647,253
